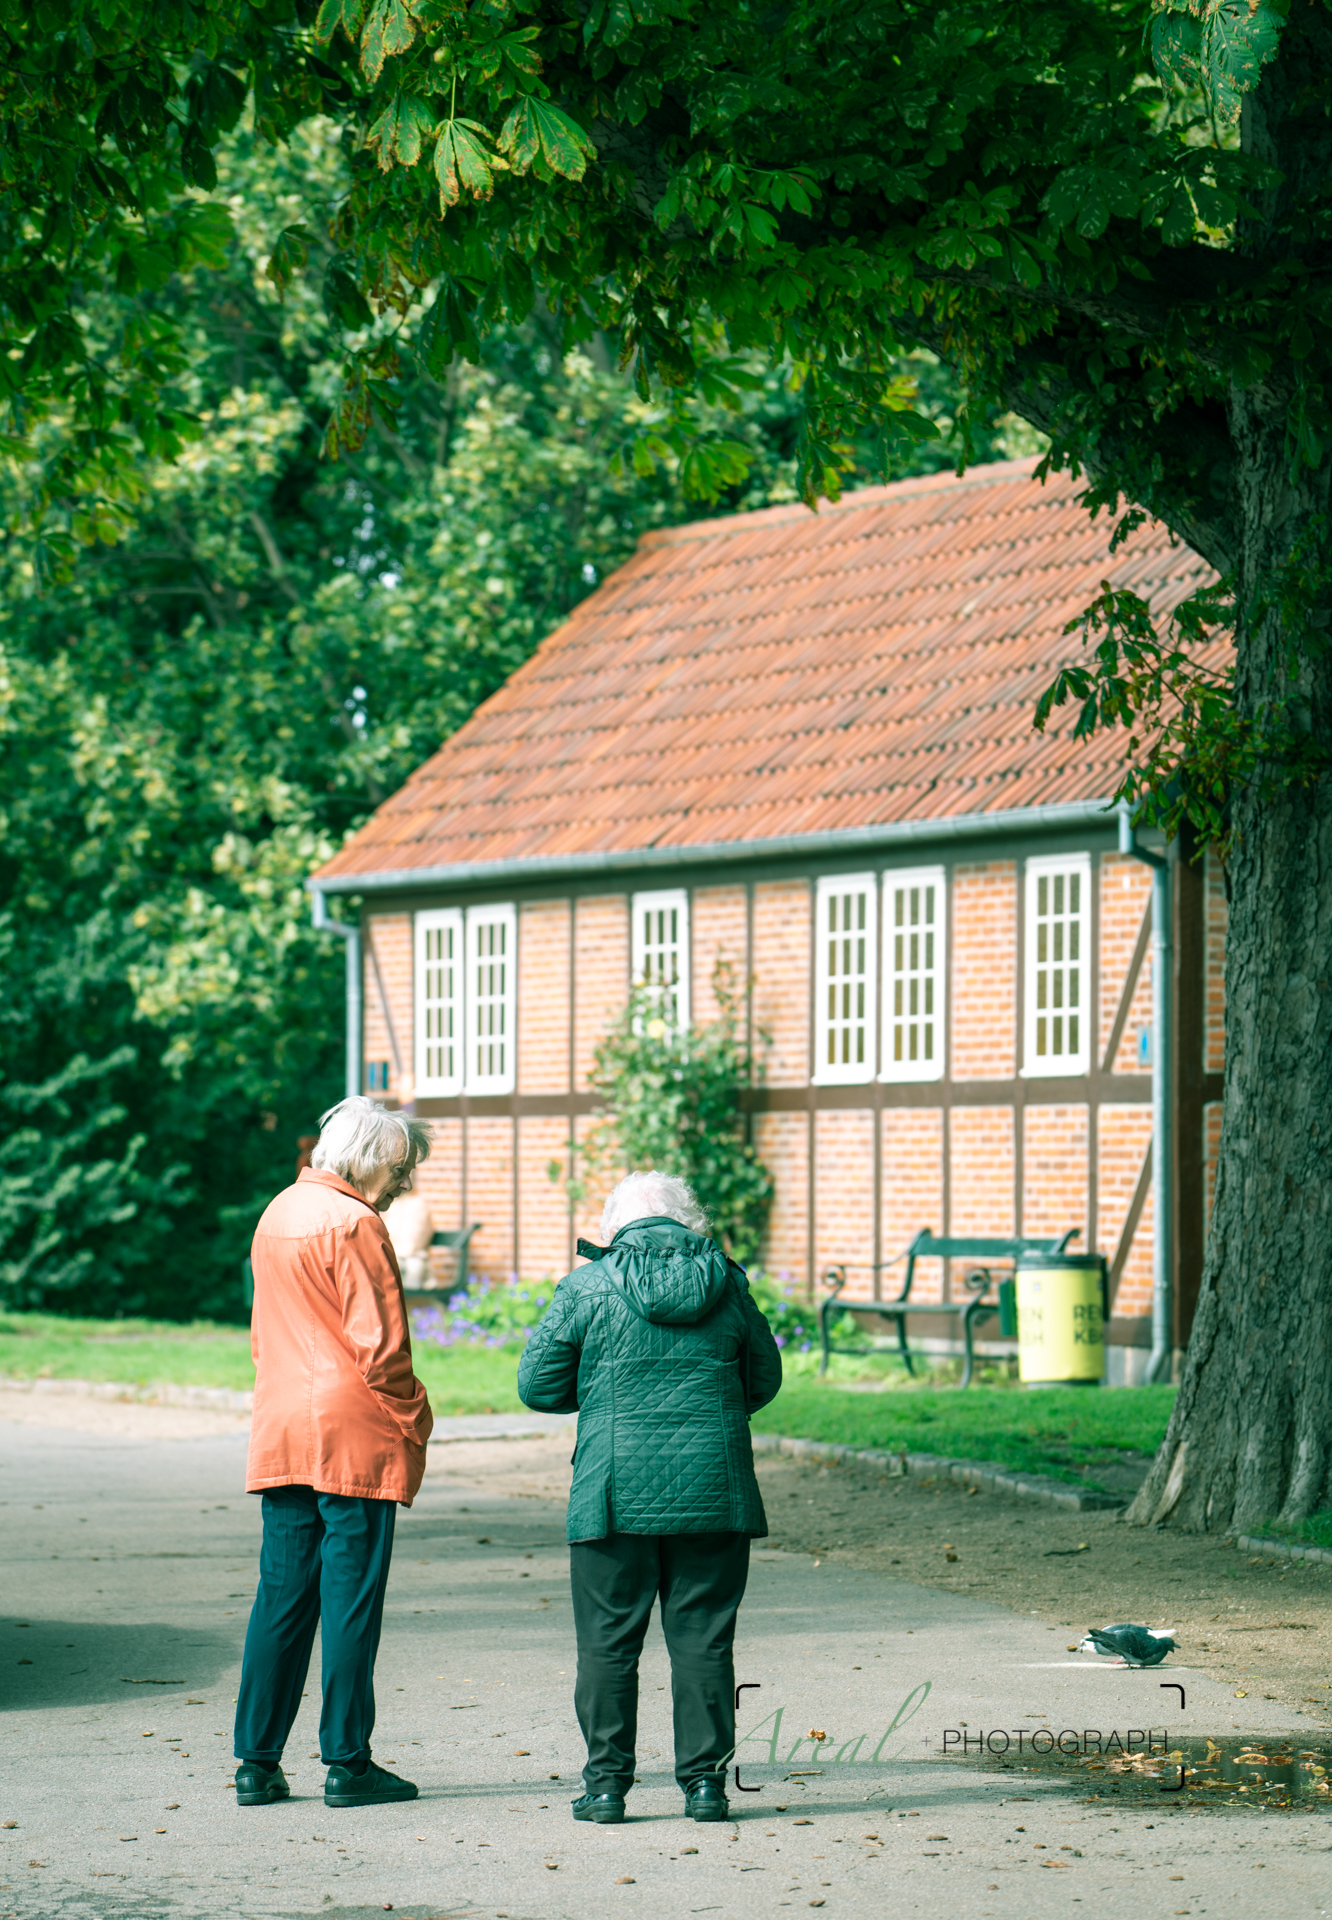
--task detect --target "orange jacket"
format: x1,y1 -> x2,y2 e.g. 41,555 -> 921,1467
246,1168 -> 434,1505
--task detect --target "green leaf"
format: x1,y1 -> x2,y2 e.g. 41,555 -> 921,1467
176,204 -> 234,273
266,225 -> 312,294
1203,0 -> 1285,121
323,257 -> 373,332
1150,7 -> 1202,88
367,92 -> 437,170
315,0 -> 369,44
499,97 -> 596,180
679,437 -> 753,500
434,118 -> 498,209
360,0 -> 419,84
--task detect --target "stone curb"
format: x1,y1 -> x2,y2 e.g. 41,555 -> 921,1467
0,1375 -> 576,1445
750,1429 -> 1127,1511
1235,1532 -> 1332,1567
0,1375 -> 255,1412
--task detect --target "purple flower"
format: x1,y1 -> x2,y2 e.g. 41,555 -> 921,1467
799,1341 -> 811,1353
774,1334 -> 787,1349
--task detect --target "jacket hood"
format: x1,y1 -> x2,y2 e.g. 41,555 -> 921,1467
599,1216 -> 733,1326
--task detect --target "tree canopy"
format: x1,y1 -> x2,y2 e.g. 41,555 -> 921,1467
1,0 -> 1318,824
1,117 -> 1024,1316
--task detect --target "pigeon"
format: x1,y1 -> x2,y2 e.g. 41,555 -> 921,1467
1079,1624 -> 1177,1667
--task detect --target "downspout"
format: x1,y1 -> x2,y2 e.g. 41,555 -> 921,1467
1118,803 -> 1173,1384
311,886 -> 362,1101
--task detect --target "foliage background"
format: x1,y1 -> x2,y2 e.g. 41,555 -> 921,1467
0,122 -> 1040,1322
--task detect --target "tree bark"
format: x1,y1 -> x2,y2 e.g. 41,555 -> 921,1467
1126,0 -> 1332,1534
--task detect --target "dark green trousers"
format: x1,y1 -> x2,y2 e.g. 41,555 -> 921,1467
569,1530 -> 750,1795
233,1485 -> 396,1769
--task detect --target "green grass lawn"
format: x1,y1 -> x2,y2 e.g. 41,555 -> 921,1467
752,1358 -> 1175,1485
0,1311 -> 1173,1473
0,1309 -> 528,1415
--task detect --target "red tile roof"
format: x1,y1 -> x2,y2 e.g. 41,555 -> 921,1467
316,458 -> 1216,885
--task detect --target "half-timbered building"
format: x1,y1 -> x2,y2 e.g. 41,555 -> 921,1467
310,457 -> 1228,1380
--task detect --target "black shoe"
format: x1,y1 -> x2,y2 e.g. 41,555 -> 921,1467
572,1792 -> 626,1824
684,1777 -> 729,1822
324,1759 -> 418,1807
234,1762 -> 290,1807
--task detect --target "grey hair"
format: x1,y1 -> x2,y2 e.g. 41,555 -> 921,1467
312,1095 -> 432,1191
601,1170 -> 711,1242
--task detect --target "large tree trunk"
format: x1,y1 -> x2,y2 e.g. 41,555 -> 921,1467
1127,5 -> 1332,1530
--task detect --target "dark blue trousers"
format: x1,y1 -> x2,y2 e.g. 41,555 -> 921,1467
233,1485 -> 396,1769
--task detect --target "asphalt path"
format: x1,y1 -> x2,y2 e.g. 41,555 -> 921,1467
1,1415 -> 1329,1920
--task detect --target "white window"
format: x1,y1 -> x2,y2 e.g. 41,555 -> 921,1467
414,904 -> 516,1096
631,888 -> 690,1028
415,909 -> 463,1096
814,873 -> 877,1084
881,865 -> 945,1082
1024,855 -> 1090,1075
465,904 -> 517,1094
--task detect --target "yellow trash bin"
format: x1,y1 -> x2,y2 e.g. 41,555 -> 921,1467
1015,1253 -> 1107,1385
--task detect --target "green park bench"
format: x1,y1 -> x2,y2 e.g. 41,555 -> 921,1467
818,1228 -> 1082,1389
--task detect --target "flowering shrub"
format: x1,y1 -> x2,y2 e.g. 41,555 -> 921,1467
743,1267 -> 854,1354
411,1274 -> 557,1350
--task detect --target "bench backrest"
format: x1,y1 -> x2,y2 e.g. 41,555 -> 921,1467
897,1227 -> 1079,1302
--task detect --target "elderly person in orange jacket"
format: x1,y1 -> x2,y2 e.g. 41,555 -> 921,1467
233,1096 -> 434,1811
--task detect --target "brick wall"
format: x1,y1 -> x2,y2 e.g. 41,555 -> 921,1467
951,863 -> 1016,1078
517,1114 -> 571,1279
812,1110 -> 876,1298
752,880 -> 810,1086
1023,1104 -> 1089,1243
950,1106 -> 1016,1238
691,884 -> 748,1025
412,1117 -> 464,1285
519,900 -> 571,1094
1098,855 -> 1154,1073
466,1115 -> 515,1280
755,1112 -> 808,1283
1099,1103 -> 1154,1318
1205,846 -> 1227,1073
574,895 -> 630,1091
881,1109 -> 944,1302
572,1111 -> 619,1249
363,912 -> 412,1099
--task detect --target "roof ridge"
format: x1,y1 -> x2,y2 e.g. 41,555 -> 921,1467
636,456 -> 1045,549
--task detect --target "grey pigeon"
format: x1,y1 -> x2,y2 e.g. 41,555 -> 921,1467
1080,1624 -> 1177,1667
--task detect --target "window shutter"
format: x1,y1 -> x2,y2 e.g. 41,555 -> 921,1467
465,904 -> 517,1094
882,866 -> 945,1082
631,888 -> 690,1028
1024,856 -> 1090,1075
414,909 -> 463,1096
813,874 -> 877,1084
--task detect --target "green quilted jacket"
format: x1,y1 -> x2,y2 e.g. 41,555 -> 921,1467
516,1216 -> 783,1542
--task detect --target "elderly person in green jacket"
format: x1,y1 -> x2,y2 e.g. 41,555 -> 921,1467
518,1169 -> 782,1827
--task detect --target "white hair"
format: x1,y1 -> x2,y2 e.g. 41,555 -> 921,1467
601,1170 -> 711,1242
312,1095 -> 432,1191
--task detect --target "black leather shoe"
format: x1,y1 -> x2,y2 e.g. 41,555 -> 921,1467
324,1760 -> 418,1807
684,1777 -> 729,1822
234,1762 -> 290,1806
571,1792 -> 626,1824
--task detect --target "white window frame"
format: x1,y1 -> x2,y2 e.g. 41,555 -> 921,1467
881,864 -> 946,1083
631,888 -> 690,1029
414,908 -> 464,1097
1023,854 -> 1091,1077
464,903 -> 517,1095
813,873 -> 877,1085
